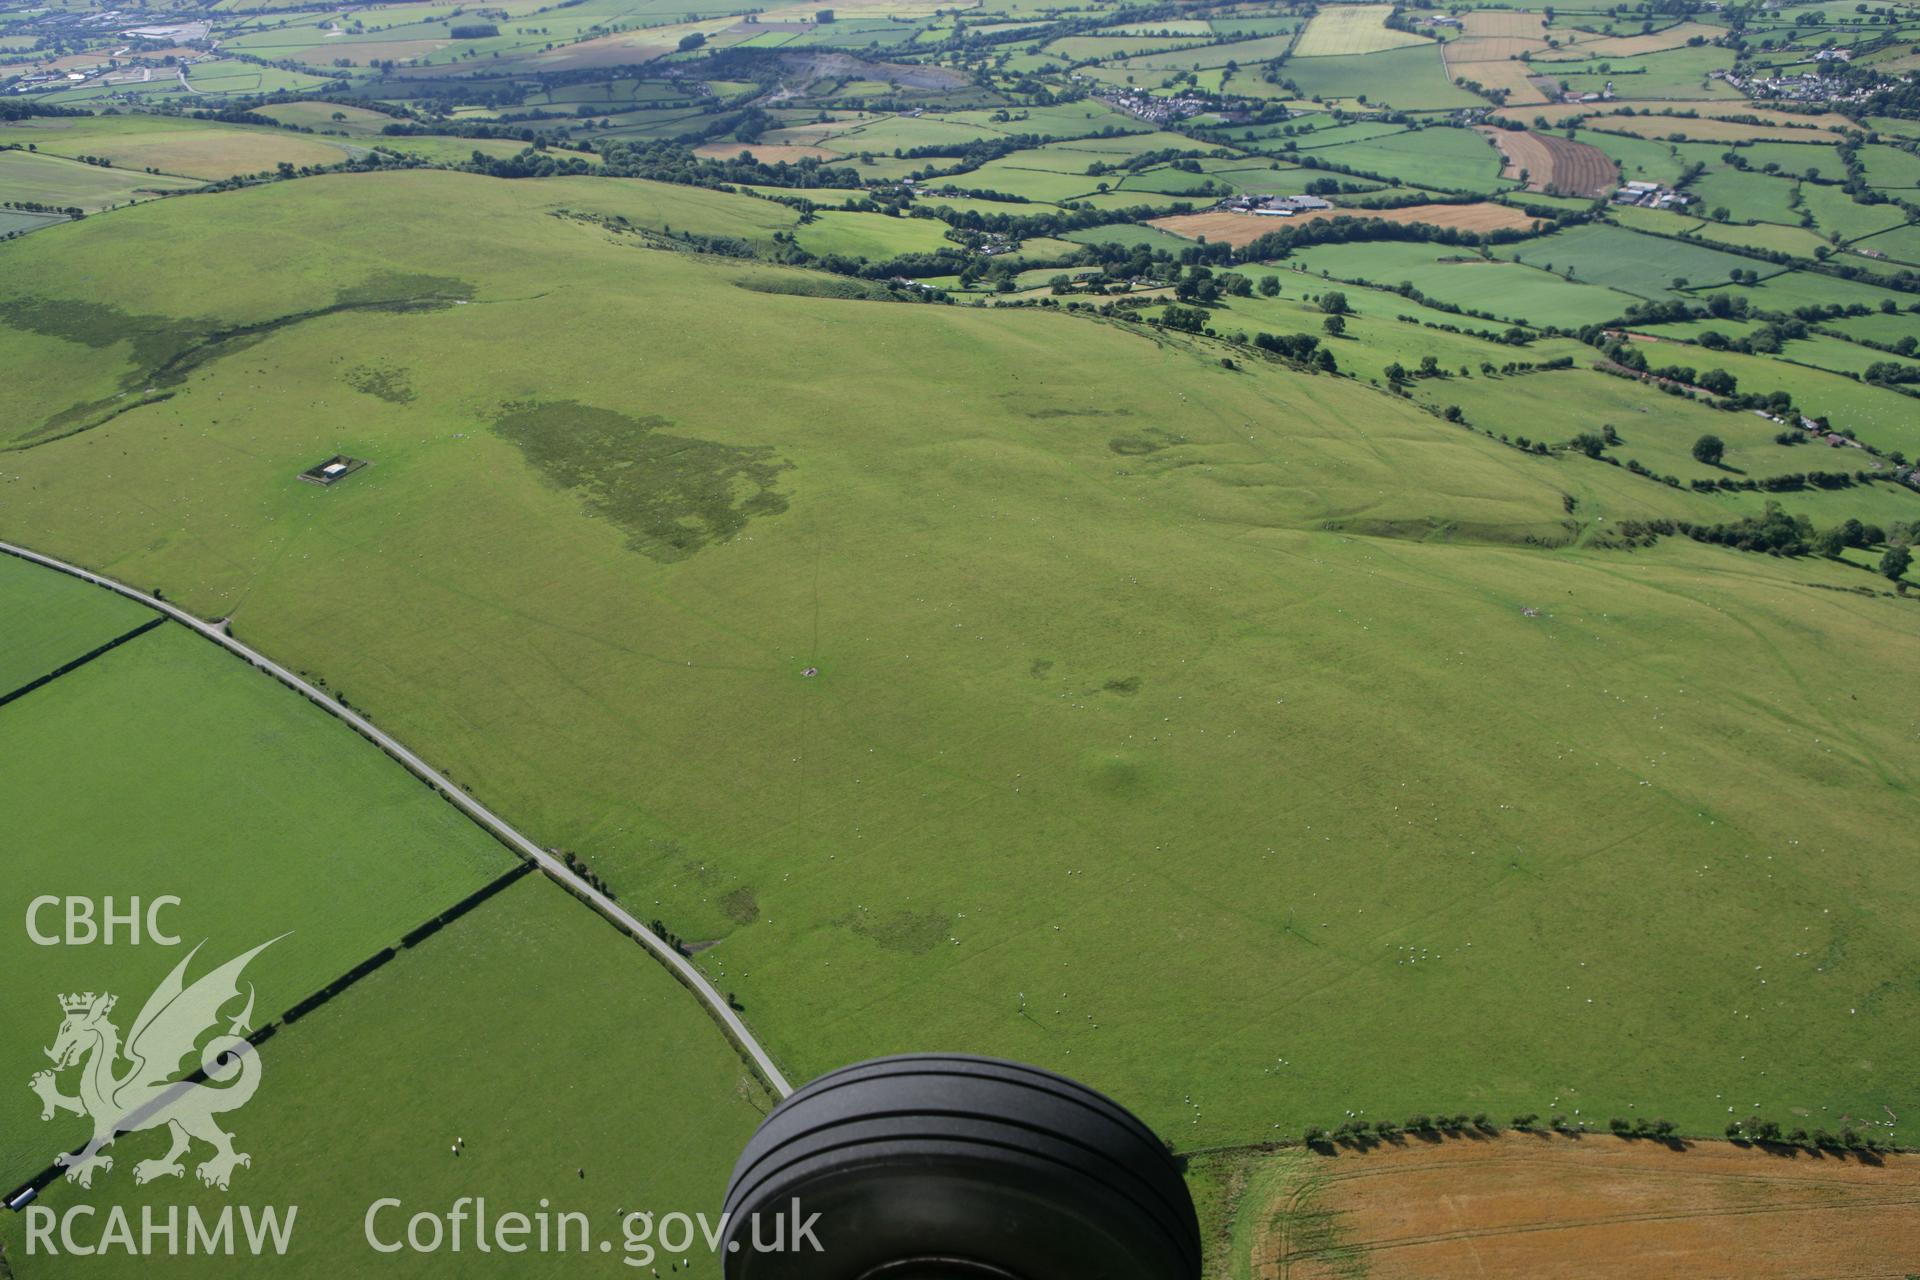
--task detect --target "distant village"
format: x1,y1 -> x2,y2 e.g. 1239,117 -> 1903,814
1089,84 -> 1214,125
6,12 -> 211,95
1714,65 -> 1877,105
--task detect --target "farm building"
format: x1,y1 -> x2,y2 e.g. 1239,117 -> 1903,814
1220,193 -> 1335,217
298,455 -> 368,486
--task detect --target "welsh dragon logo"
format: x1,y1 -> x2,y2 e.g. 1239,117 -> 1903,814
29,937 -> 281,1191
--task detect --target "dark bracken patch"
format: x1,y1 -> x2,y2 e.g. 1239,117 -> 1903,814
333,273 -> 475,310
839,908 -> 950,955
345,363 -> 416,404
732,275 -> 899,302
1103,675 -> 1142,696
1029,659 -> 1054,679
0,273 -> 476,448
0,296 -> 201,367
1108,427 -> 1187,456
491,400 -> 791,563
720,887 -> 759,925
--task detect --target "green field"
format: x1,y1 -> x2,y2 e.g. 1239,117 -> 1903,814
1859,142 -> 1920,189
1291,4 -> 1430,57
792,208 -> 955,258
1,172 -> 1913,1170
1688,167 -> 1800,227
0,149 -> 199,211
1800,180 -> 1912,242
0,876 -> 770,1278
1282,44 -> 1480,109
0,552 -> 154,695
0,207 -> 65,236
1287,240 -> 1641,328
0,609 -> 516,1185
1498,223 -> 1754,299
1689,217 -> 1829,259
1737,140 -> 1847,182
0,114 -> 355,180
1306,126 -> 1512,194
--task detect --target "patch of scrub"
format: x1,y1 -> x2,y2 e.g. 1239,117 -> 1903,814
0,295 -> 203,367
720,887 -> 759,924
1108,427 -> 1187,456
333,272 -> 475,309
839,907 -> 951,955
490,400 -> 792,562
345,362 -> 416,404
0,275 -> 475,446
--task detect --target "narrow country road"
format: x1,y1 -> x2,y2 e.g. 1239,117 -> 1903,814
0,539 -> 795,1099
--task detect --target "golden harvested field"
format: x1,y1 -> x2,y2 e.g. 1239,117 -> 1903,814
1446,9 -> 1550,67
1292,4 -> 1430,56
1243,1136 -> 1920,1280
1446,36 -> 1545,62
1587,115 -> 1848,144
1531,20 -> 1723,61
1152,201 -> 1542,247
1451,56 -> 1553,105
1479,126 -> 1617,197
756,116 -> 877,147
0,116 -> 352,180
1460,10 -> 1548,40
1493,102 -> 1857,130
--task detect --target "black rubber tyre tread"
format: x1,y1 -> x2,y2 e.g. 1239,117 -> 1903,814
726,1056 -> 1188,1244
721,1053 -> 1199,1279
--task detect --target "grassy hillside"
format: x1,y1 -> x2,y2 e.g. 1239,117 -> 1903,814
1,170 -> 1915,1157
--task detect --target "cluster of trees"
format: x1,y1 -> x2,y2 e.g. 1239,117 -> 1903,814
1304,1113 -> 1506,1147
1610,506 -> 1914,579
1589,333 -> 1838,419
0,100 -> 88,122
460,138 -> 867,190
1251,330 -> 1338,373
0,197 -> 82,217
557,850 -> 614,900
1607,1116 -> 1680,1139
1688,469 -> 1874,494
463,146 -> 596,179
1175,264 -> 1252,304
1681,503 -> 1817,555
647,916 -> 694,958
1384,354 -> 1456,385
1862,359 -> 1920,387
1728,1116 -> 1890,1152
1239,214 -> 1548,268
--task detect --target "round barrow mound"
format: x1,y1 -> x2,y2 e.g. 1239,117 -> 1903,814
721,1053 -> 1200,1280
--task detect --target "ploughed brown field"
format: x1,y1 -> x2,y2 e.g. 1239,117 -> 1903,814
1246,1135 -> 1920,1279
1152,202 -> 1542,247
1478,126 -> 1617,198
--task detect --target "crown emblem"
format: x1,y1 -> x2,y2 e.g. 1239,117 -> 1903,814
59,992 -> 114,1016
